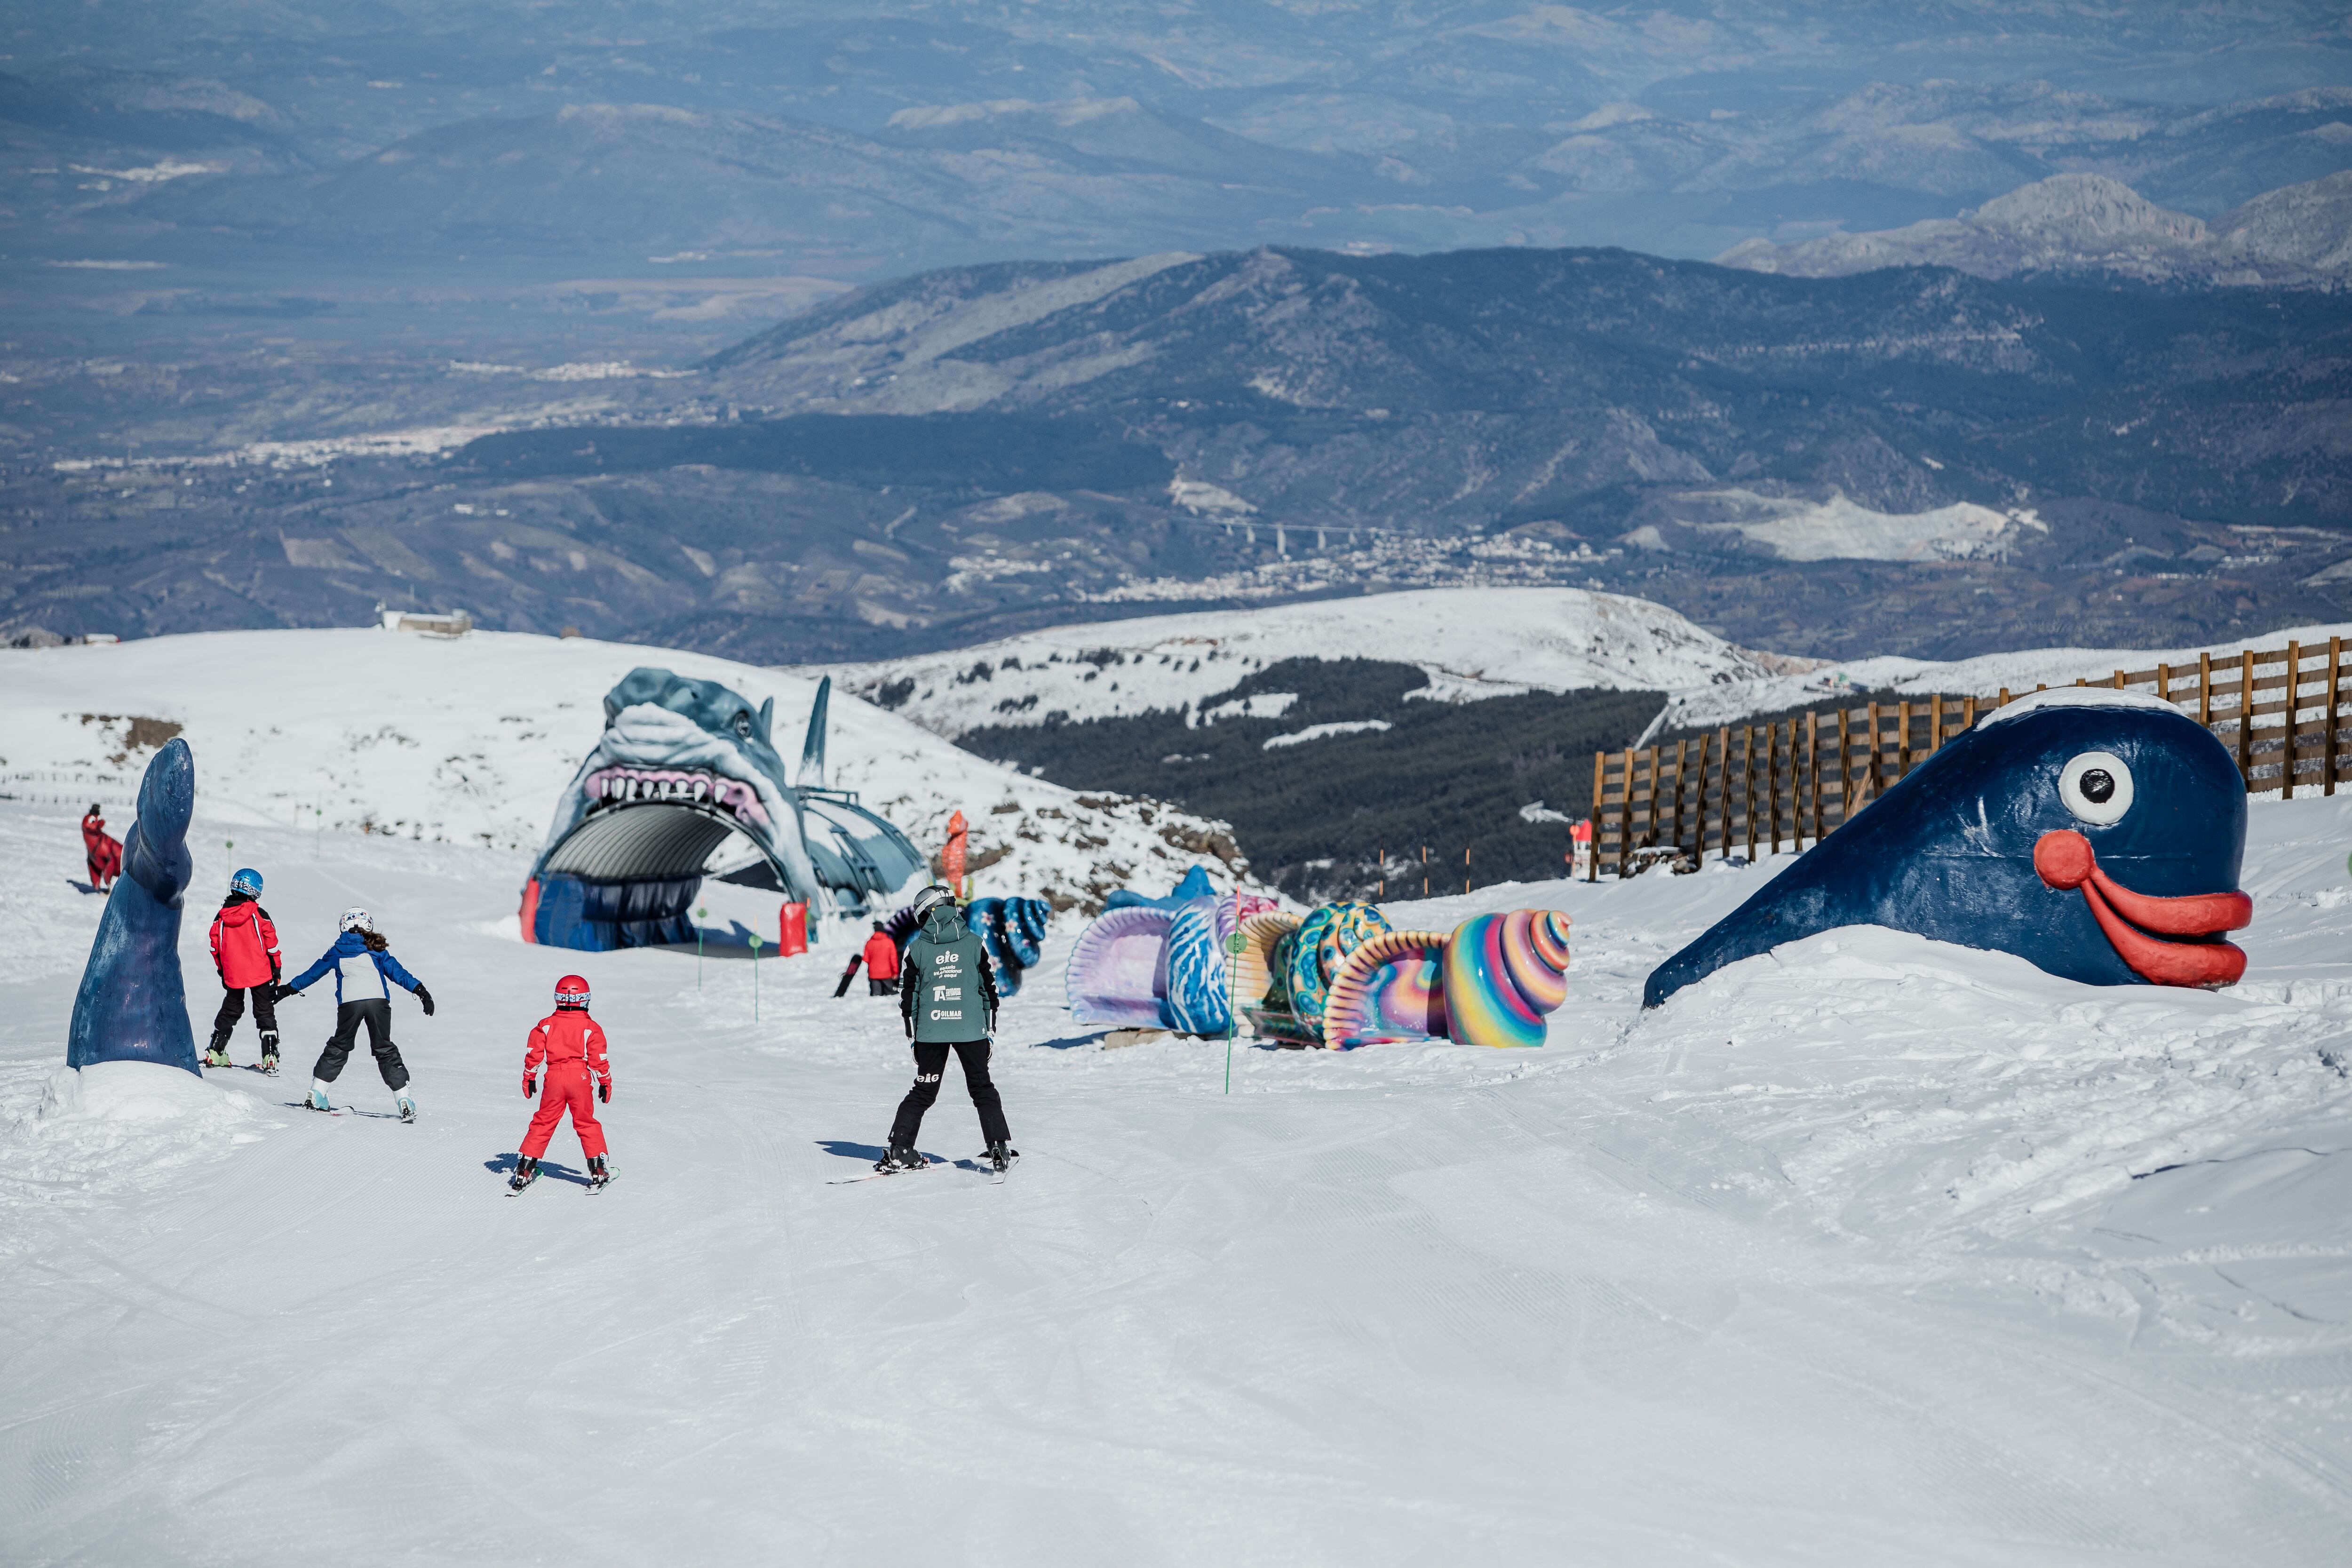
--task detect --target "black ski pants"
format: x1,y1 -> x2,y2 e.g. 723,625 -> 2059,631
889,1039 -> 1009,1148
313,998 -> 410,1091
868,977 -> 899,996
212,985 -> 279,1045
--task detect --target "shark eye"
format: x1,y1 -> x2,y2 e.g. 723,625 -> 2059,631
2059,751 -> 2133,826
731,711 -> 753,739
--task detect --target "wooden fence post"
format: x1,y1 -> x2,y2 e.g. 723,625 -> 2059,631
1743,724 -> 1758,860
1617,747 -> 1636,876
2330,637 -> 2344,797
2283,641 -> 2302,798
2238,648 -> 2255,786
1805,711 -> 1822,846
1722,729 -> 1740,865
1963,694 -> 1977,730
1586,749 -> 1605,882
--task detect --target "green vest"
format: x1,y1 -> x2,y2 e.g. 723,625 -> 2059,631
904,909 -> 993,1043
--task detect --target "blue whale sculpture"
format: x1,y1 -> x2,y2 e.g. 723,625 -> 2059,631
1644,690 -> 2253,1008
68,737 -> 200,1074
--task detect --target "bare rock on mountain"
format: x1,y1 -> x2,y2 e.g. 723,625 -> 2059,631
1719,172 -> 2350,286
2214,171 -> 2352,275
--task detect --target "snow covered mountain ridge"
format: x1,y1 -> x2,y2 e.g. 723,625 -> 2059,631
0,629 -> 1270,917
1721,171 -> 2352,286
810,588 -> 1814,740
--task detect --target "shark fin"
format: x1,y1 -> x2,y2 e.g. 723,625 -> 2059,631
756,695 -> 774,743
798,677 -> 831,789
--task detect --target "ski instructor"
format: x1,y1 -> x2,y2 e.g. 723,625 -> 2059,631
879,885 -> 1016,1175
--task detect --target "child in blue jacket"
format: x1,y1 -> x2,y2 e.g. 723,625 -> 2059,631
280,907 -> 436,1121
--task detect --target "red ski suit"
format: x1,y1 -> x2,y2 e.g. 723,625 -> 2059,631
520,1009 -> 612,1161
81,812 -> 120,889
861,930 -> 901,980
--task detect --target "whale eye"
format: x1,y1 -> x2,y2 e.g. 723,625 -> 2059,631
2059,751 -> 2134,826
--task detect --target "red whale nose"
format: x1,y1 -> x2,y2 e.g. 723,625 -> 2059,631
2033,829 -> 2251,987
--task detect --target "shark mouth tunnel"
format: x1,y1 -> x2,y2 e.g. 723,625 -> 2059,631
521,669 -> 925,951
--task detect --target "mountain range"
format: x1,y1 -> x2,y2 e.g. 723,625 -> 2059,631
1723,171 -> 2352,285
7,243 -> 2350,668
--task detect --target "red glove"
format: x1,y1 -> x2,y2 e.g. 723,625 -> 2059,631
522,1075 -> 535,1098
598,1080 -> 611,1104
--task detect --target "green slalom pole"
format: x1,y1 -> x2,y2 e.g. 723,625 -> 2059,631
1224,906 -> 1245,1095
696,904 -> 708,991
748,932 -> 763,1022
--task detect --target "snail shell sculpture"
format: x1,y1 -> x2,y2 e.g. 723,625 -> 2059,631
1163,897 -> 1242,1035
1321,930 -> 1450,1048
1066,905 -> 1180,1029
1285,901 -> 1391,1041
1232,911 -> 1301,1024
1322,909 -> 1573,1050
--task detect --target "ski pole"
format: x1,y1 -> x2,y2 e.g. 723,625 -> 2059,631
748,931 -> 762,1022
696,904 -> 708,991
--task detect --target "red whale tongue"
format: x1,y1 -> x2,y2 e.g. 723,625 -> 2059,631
2033,829 -> 2250,987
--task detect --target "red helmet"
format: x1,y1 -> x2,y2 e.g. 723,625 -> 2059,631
554,974 -> 591,1010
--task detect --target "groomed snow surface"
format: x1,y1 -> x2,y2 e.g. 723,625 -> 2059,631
6,786 -> 2352,1562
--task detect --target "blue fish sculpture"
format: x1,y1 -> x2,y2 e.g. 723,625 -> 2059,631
1644,690 -> 2253,1008
68,737 -> 200,1074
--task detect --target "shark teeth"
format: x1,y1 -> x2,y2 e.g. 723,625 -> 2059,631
583,765 -> 768,826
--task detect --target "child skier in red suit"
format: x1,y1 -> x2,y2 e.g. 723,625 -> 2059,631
509,974 -> 613,1194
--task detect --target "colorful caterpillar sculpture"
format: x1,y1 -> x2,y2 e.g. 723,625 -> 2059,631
1065,876 -> 1279,1034
1239,904 -> 1573,1050
882,893 -> 1052,997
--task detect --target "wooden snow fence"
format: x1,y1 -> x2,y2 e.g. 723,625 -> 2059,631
1586,636 -> 2352,880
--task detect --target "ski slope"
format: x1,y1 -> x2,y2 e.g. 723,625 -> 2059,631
5,783 -> 2352,1562
0,629 -> 1267,917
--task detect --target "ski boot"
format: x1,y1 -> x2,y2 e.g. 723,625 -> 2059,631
986,1140 -> 1020,1174
203,1029 -> 233,1070
306,1078 -> 334,1113
874,1142 -> 925,1174
395,1092 -> 417,1124
508,1156 -> 540,1194
257,1034 -> 281,1076
586,1154 -> 612,1193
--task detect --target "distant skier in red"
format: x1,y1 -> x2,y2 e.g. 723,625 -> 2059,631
509,974 -> 613,1194
80,804 -> 120,891
862,921 -> 902,995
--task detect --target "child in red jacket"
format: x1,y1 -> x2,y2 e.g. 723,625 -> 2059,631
81,804 -> 121,891
509,974 -> 613,1194
206,868 -> 283,1071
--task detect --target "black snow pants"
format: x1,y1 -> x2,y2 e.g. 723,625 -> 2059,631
313,998 -> 410,1090
889,1040 -> 1009,1148
212,986 -> 279,1046
868,977 -> 899,996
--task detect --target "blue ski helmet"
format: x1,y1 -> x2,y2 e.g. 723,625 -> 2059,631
230,868 -> 264,897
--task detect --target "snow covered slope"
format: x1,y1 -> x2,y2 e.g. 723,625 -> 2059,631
4,780 -> 2352,1560
1653,617 -> 2352,733
0,629 -> 1266,915
815,587 -> 1801,737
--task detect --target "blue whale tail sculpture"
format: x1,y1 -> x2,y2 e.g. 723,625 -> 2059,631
68,737 -> 200,1074
1644,689 -> 2253,1008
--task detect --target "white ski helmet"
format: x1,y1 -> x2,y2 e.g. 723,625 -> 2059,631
339,907 -> 375,934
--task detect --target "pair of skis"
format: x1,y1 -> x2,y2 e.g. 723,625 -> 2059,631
827,1152 -> 1017,1186
507,1167 -> 610,1197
